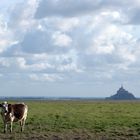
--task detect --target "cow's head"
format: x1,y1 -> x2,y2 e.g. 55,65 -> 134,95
0,102 -> 9,115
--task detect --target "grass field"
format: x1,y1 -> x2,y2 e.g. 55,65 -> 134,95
0,100 -> 140,140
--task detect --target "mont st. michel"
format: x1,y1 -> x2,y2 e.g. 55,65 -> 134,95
106,85 -> 136,100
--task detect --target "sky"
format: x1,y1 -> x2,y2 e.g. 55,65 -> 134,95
0,0 -> 140,97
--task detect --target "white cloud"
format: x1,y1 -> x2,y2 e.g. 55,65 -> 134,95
16,57 -> 50,71
54,17 -> 79,32
88,24 -> 136,65
29,73 -> 63,82
0,58 -> 10,67
90,44 -> 115,54
0,15 -> 7,31
52,31 -> 72,47
33,50 -> 81,73
0,15 -> 15,53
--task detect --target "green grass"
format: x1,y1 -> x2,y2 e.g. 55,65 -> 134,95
0,100 -> 140,139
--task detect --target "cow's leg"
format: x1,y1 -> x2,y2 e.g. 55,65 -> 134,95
22,120 -> 25,132
4,122 -> 7,133
20,120 -> 24,132
10,121 -> 13,133
20,118 -> 26,132
20,120 -> 23,132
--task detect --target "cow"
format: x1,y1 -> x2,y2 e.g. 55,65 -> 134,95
0,101 -> 28,133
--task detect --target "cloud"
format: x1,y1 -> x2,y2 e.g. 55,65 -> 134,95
8,0 -> 38,31
20,29 -> 52,53
1,0 -> 140,96
0,15 -> 16,54
35,0 -> 140,25
29,73 -> 63,82
52,31 -> 72,47
54,17 -> 79,32
35,0 -> 102,18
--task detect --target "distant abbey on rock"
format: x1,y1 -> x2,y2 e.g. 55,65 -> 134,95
106,85 -> 136,100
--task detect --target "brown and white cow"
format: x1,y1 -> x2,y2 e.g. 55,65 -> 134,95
0,101 -> 28,133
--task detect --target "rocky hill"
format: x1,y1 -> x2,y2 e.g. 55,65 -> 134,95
106,86 -> 136,100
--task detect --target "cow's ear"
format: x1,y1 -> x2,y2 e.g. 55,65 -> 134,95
0,104 -> 2,107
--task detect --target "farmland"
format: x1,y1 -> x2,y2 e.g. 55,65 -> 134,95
0,100 -> 140,139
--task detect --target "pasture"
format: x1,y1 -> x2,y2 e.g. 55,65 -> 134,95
0,100 -> 140,139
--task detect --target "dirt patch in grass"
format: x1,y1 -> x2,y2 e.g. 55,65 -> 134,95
0,129 -> 140,140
